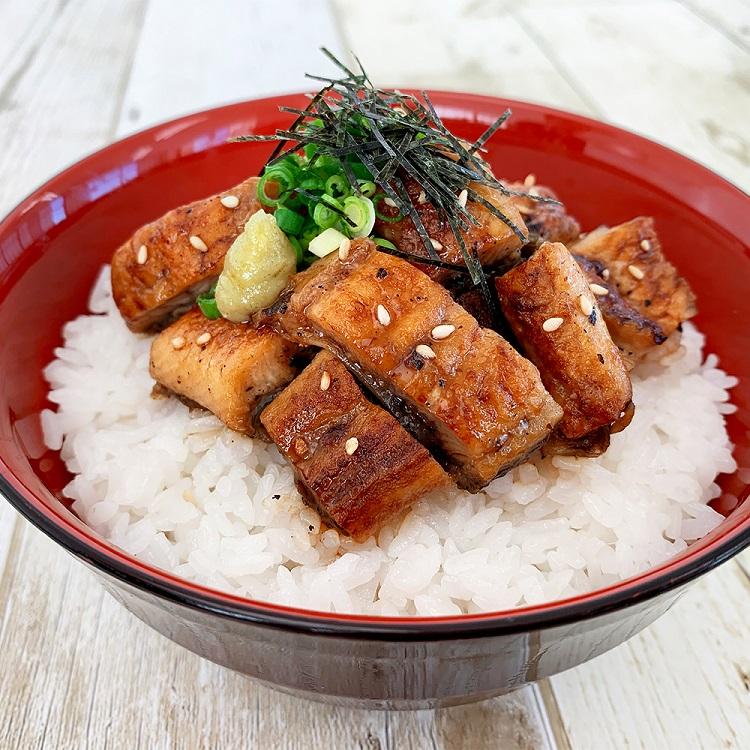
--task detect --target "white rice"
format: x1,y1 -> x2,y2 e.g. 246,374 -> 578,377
41,267 -> 738,616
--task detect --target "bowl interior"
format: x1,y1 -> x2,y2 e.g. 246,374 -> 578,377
1,92 -> 749,624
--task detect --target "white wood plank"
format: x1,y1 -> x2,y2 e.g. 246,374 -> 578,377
550,563 -> 750,749
0,0 -> 54,76
0,0 -> 147,215
517,0 -> 750,191
679,0 -> 750,53
331,0 -> 594,114
117,0 -> 345,136
0,503 -> 18,583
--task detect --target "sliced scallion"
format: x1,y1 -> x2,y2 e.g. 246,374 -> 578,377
373,193 -> 404,223
274,206 -> 305,236
343,195 -> 375,237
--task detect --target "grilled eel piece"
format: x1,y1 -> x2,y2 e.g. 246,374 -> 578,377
495,241 -> 633,457
261,352 -> 451,541
112,177 -> 264,332
571,217 -> 696,361
261,238 -> 562,491
505,180 -> 581,245
373,176 -> 528,281
149,308 -> 300,436
574,253 -> 667,365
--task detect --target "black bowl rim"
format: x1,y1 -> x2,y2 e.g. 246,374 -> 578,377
1,91 -> 750,641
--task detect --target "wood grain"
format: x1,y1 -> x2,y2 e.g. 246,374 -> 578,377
516,0 -> 750,191
117,0 -> 345,136
332,0 -> 594,113
551,564 -> 750,749
0,0 -> 148,214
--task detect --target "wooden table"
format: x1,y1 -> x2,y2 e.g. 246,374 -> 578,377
1,1 -> 749,747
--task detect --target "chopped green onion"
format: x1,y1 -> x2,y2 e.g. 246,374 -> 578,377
274,206 -> 305,235
373,194 -> 404,223
265,161 -> 298,193
358,180 -> 377,197
312,155 -> 341,178
309,227 -> 348,258
197,286 -> 220,319
325,174 -> 349,198
299,221 -> 320,250
343,195 -> 375,237
312,195 -> 344,230
257,173 -> 287,207
299,176 -> 325,192
288,235 -> 305,265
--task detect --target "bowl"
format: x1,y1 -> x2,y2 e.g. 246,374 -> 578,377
1,92 -> 749,710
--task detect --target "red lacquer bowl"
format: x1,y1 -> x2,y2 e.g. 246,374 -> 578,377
1,93 -> 749,709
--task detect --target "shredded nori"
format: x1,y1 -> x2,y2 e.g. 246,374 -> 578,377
230,48 -> 556,307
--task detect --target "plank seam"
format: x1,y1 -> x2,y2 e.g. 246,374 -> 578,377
536,681 -> 572,750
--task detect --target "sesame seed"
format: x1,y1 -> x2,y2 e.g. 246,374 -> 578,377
189,235 -> 208,252
376,304 -> 391,326
416,344 -> 436,359
590,283 -> 609,296
458,189 -> 468,207
602,268 -> 610,280
431,324 -> 455,340
430,238 -> 443,251
523,173 -> 536,188
171,336 -> 185,350
196,332 -> 211,345
417,190 -> 427,204
345,437 -> 359,455
384,197 -> 398,208
136,244 -> 148,264
220,195 -> 239,209
320,371 -> 331,391
542,317 -> 564,332
579,295 -> 594,317
338,238 -> 351,261
517,204 -> 533,216
628,264 -> 645,280
640,239 -> 651,251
